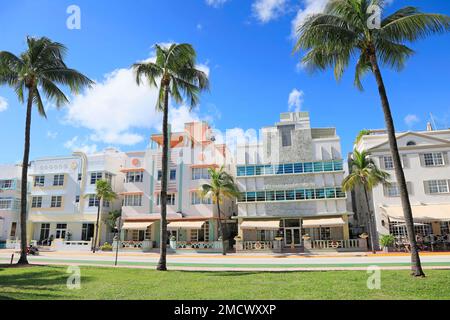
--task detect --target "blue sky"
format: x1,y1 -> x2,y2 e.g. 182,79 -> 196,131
0,0 -> 449,163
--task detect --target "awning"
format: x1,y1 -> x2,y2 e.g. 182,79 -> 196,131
122,222 -> 153,230
167,221 -> 206,229
302,217 -> 346,228
240,220 -> 281,230
381,204 -> 450,222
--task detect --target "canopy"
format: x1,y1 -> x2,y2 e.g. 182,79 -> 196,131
122,222 -> 153,230
302,217 -> 346,228
167,221 -> 206,229
240,220 -> 280,230
381,204 -> 450,222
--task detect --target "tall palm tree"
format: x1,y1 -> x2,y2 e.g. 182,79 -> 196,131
294,0 -> 450,277
343,149 -> 389,253
200,166 -> 240,256
0,36 -> 92,265
89,179 -> 117,253
133,43 -> 209,270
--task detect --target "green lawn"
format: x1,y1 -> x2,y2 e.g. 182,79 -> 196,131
0,265 -> 449,300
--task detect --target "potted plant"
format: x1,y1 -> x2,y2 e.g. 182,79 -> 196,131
380,234 -> 396,252
302,234 -> 311,241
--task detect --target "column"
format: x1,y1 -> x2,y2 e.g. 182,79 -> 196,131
342,214 -> 350,241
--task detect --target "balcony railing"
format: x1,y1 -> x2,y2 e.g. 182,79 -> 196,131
311,239 -> 360,249
241,241 -> 274,251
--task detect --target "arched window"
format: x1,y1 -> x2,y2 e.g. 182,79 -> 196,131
406,141 -> 416,146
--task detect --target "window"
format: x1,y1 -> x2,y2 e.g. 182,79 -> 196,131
170,170 -> 176,181
0,180 -> 13,189
31,196 -> 43,208
39,223 -> 50,241
104,172 -> 113,184
88,195 -> 100,207
0,198 -> 13,210
406,141 -> 416,146
123,194 -> 143,207
423,152 -> 444,167
383,156 -> 394,170
280,125 -> 294,147
34,175 -> 45,187
191,192 -> 212,205
90,172 -> 102,185
78,173 -> 82,181
157,194 -> 175,206
257,230 -> 275,241
55,224 -> 67,239
390,221 -> 433,237
192,168 -> 210,180
440,222 -> 450,235
384,183 -> 400,197
10,222 -> 17,238
75,196 -> 80,203
50,196 -> 62,208
53,174 -> 64,186
237,187 -> 347,203
425,180 -> 449,194
81,224 -> 94,241
126,171 -> 143,183
190,222 -> 209,241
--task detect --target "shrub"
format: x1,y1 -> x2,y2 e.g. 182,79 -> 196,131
380,234 -> 395,248
101,242 -> 113,251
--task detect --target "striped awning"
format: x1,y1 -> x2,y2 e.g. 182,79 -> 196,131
167,221 -> 206,229
122,222 -> 153,230
381,204 -> 450,222
302,217 -> 346,228
240,220 -> 281,230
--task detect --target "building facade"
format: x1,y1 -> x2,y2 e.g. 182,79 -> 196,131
27,148 -> 125,248
354,127 -> 450,244
0,164 -> 22,242
234,112 -> 361,252
118,121 -> 235,251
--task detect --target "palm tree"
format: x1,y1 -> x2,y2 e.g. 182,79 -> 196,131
294,0 -> 450,277
89,179 -> 117,253
0,36 -> 92,265
200,166 -> 240,256
133,43 -> 209,270
342,149 -> 390,254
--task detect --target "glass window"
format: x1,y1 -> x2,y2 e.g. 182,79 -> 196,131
315,188 -> 325,199
283,164 -> 293,174
55,224 -> 67,239
305,189 -> 315,200
384,183 -> 400,197
246,166 -> 255,176
440,222 -> 450,235
295,189 -> 305,200
427,180 -> 449,194
333,161 -> 343,171
256,191 -> 266,202
88,195 -> 99,207
0,198 -> 13,210
124,194 -> 143,207
325,188 -> 336,199
238,192 -> 246,202
323,162 -> 334,172
383,156 -> 394,170
280,125 -> 294,147
313,162 -> 323,172
264,165 -> 274,175
50,196 -> 62,208
293,163 -> 303,173
191,192 -> 211,205
90,172 -> 102,185
303,163 -> 313,173
336,188 -> 346,198
34,176 -> 45,187
423,153 -> 444,166
126,171 -> 143,183
255,165 -> 264,176
0,180 -> 13,189
275,191 -> 285,201
156,194 -> 176,206
266,191 -> 275,201
237,167 -> 246,177
275,165 -> 284,175
286,190 -> 295,200
31,196 -> 42,208
170,170 -> 176,181
10,222 -> 17,238
246,192 -> 256,202
53,174 -> 64,186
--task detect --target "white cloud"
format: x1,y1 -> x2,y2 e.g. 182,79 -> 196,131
197,23 -> 203,31
404,114 -> 420,127
291,0 -> 329,38
288,88 -> 304,112
205,0 -> 229,8
47,131 -> 58,139
0,96 -> 8,112
252,0 -> 287,23
64,136 -> 98,154
65,56 -> 211,146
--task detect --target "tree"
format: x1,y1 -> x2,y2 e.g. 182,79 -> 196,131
294,0 -> 450,277
342,149 -> 390,253
133,43 -> 209,270
200,166 -> 240,256
0,36 -> 92,264
89,179 -> 117,253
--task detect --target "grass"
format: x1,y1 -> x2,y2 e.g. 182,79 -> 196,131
1,265 -> 450,300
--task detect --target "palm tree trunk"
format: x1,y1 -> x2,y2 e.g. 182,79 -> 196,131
363,185 -> 378,254
17,88 -> 34,265
92,199 -> 101,253
216,200 -> 226,255
157,84 -> 169,271
369,52 -> 425,277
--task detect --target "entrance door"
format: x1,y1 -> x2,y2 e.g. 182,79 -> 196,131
40,223 -> 50,241
82,223 -> 94,241
284,228 -> 302,247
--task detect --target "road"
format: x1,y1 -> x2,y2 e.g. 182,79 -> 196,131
2,250 -> 450,271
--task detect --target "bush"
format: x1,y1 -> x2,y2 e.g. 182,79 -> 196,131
380,234 -> 395,248
101,242 -> 113,251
